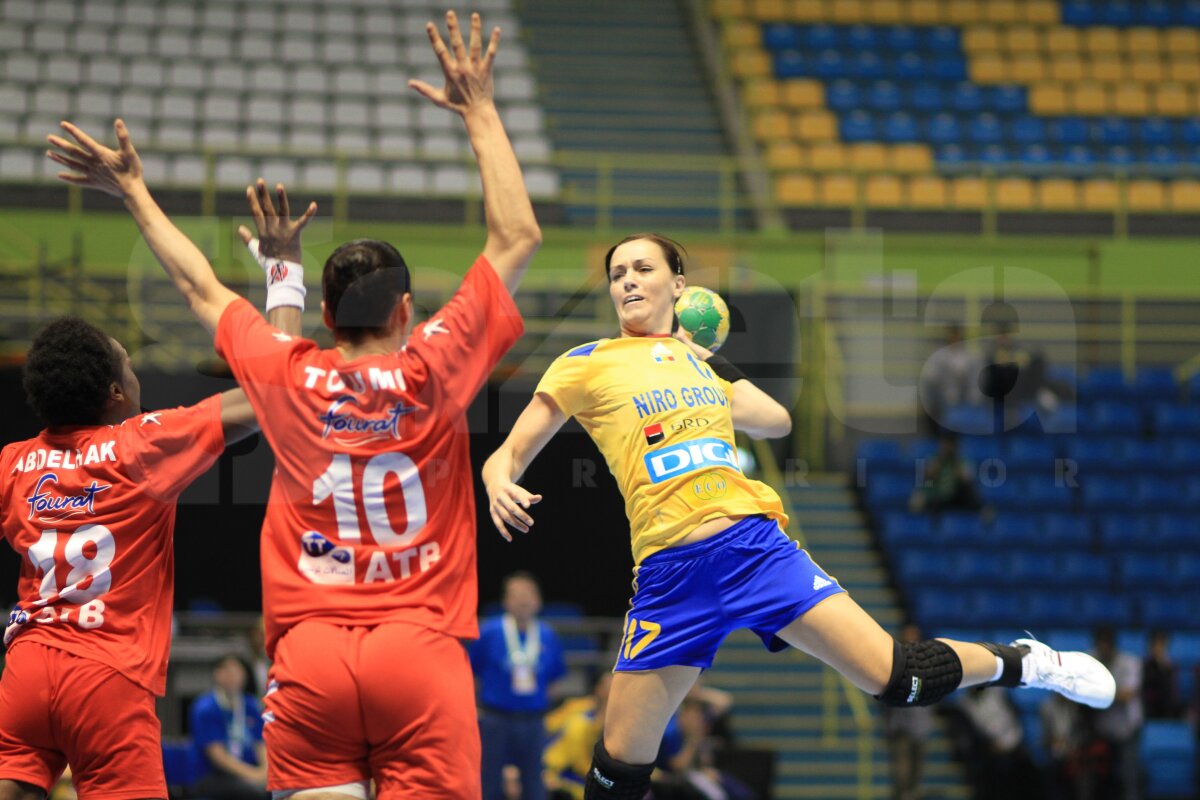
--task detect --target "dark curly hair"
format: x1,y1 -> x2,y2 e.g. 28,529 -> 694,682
23,317 -> 123,426
321,239 -> 411,344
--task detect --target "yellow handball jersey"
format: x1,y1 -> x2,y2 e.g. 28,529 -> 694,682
535,336 -> 788,564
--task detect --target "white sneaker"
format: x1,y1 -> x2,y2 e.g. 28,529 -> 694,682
1012,637 -> 1116,709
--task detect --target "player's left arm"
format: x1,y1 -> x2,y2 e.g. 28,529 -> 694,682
675,332 -> 792,439
236,178 -> 318,338
481,393 -> 565,540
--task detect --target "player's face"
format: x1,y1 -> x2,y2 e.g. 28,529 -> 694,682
108,338 -> 141,420
607,239 -> 685,336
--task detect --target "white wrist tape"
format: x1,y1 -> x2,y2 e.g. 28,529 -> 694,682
247,238 -> 306,312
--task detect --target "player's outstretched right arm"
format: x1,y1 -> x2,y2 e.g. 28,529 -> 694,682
481,394 -> 566,540
47,120 -> 238,334
409,11 -> 541,295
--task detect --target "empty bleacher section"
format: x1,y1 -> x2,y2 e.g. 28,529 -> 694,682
713,0 -> 1200,232
0,0 -> 560,206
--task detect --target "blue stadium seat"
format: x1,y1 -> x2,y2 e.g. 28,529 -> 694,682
1083,402 -> 1142,434
1025,591 -> 1079,627
944,405 -> 994,435
1175,555 -> 1200,587
1061,1 -> 1096,26
1043,514 -> 1092,547
1081,476 -> 1133,511
978,479 -> 1020,509
912,588 -> 974,627
936,143 -> 968,166
968,113 -> 1004,147
960,436 -> 1003,463
1137,118 -> 1176,149
774,50 -> 807,79
950,551 -> 1005,585
846,25 -> 878,52
972,589 -> 1025,626
1146,146 -> 1180,167
763,24 -> 799,51
937,511 -> 987,545
896,549 -> 950,584
803,25 -> 839,51
909,438 -> 940,461
1105,146 -> 1135,166
840,109 -> 878,141
929,56 -> 966,82
1010,116 -> 1048,146
1119,554 -> 1173,586
893,52 -> 928,81
1098,513 -> 1156,549
927,113 -> 962,147
1005,437 -> 1057,470
867,475 -> 914,510
951,83 -> 985,114
1169,632 -> 1200,667
886,26 -> 919,51
1093,118 -> 1133,148
1066,437 -> 1120,471
850,53 -> 887,82
991,86 -> 1027,115
882,112 -> 919,143
867,80 -> 903,112
857,438 -> 905,466
1022,479 -> 1077,512
882,512 -> 934,546
1165,437 -> 1200,470
1049,118 -> 1090,147
1114,439 -> 1167,472
1141,721 -> 1196,799
1140,593 -> 1198,629
826,80 -> 862,113
1152,405 -> 1200,436
1062,145 -> 1095,169
1182,119 -> 1200,147
1136,476 -> 1186,511
1138,0 -> 1174,26
1078,592 -> 1134,626
814,49 -> 847,80
1018,144 -> 1051,167
1008,550 -> 1060,585
1059,552 -> 1113,587
1134,367 -> 1178,402
978,145 -> 1010,166
1100,1 -> 1135,26
1154,514 -> 1200,548
923,26 -> 960,52
1183,0 -> 1200,26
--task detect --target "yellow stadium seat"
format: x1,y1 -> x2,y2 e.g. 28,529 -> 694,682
984,0 -> 1020,24
753,110 -> 790,141
1168,180 -> 1200,212
1124,27 -> 1162,56
818,174 -> 858,206
905,0 -> 943,25
781,79 -> 824,109
791,0 -> 827,23
1084,27 -> 1121,55
908,176 -> 948,208
1045,27 -> 1082,53
1030,83 -> 1069,114
795,110 -> 838,141
731,50 -> 771,80
1166,29 -> 1200,56
742,79 -> 782,109
950,177 -> 988,209
946,1 -> 985,25
1050,56 -> 1086,82
710,0 -> 749,19
1011,54 -> 1048,82
1113,83 -> 1150,116
865,175 -> 905,207
889,143 -> 934,174
1088,55 -> 1128,83
1152,83 -> 1194,117
1127,180 -> 1166,213
1081,179 -> 1119,212
963,26 -> 1002,53
1024,0 -> 1060,25
764,141 -> 806,171
866,0 -> 903,24
775,174 -> 816,205
848,143 -> 888,171
969,54 -> 1009,84
1167,59 -> 1200,82
1129,58 -> 1166,83
1003,26 -> 1042,54
808,142 -> 848,171
1037,178 -> 1080,211
1070,82 -> 1110,115
750,0 -> 789,21
722,21 -> 761,49
996,177 -> 1035,210
830,0 -> 867,24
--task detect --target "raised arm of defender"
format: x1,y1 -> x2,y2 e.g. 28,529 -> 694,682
409,11 -> 541,294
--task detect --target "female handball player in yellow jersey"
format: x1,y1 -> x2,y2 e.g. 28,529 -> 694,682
482,233 -> 1115,800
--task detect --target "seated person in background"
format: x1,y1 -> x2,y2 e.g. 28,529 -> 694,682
189,654 -> 267,800
544,674 -> 613,800
653,695 -> 755,800
909,435 -> 981,514
1142,629 -> 1183,720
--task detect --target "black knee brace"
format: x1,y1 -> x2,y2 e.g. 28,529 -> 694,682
584,740 -> 654,800
876,637 -> 964,707
978,641 -> 1027,687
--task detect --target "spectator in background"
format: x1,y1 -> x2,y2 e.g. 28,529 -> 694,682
188,654 -> 267,800
545,674 -> 613,800
919,323 -> 982,433
472,571 -> 568,800
654,693 -> 754,800
1142,630 -> 1183,720
952,687 -> 1042,800
885,624 -> 936,800
908,435 -> 981,514
1041,692 -> 1088,800
1090,626 -> 1144,800
980,321 -> 1073,420
246,619 -> 270,698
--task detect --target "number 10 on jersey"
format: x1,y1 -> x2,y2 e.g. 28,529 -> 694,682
312,452 -> 428,547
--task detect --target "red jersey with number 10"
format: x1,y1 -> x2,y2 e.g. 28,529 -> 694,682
0,399 -> 225,695
215,256 -> 523,657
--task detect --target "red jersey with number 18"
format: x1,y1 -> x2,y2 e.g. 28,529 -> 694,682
214,256 -> 523,657
0,399 -> 225,695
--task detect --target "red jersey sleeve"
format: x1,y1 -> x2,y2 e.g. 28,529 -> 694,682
406,256 -> 524,411
214,298 -> 315,391
122,395 -> 225,501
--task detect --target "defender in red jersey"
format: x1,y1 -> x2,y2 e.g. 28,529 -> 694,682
51,11 -> 541,799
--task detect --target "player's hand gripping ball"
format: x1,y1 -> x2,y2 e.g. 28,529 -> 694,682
674,287 -> 730,352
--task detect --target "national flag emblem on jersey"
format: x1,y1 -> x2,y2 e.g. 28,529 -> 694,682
643,423 -> 665,445
650,342 -> 675,363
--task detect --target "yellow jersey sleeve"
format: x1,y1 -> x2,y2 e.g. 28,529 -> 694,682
534,341 -> 601,418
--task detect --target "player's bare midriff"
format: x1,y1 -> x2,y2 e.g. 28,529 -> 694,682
674,514 -> 749,547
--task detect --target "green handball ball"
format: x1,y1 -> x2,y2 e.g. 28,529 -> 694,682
674,287 -> 730,352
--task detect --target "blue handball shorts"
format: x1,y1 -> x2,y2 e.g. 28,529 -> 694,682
614,515 -> 845,672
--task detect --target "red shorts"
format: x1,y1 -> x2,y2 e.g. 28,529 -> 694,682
0,642 -> 166,799
264,620 -> 480,799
